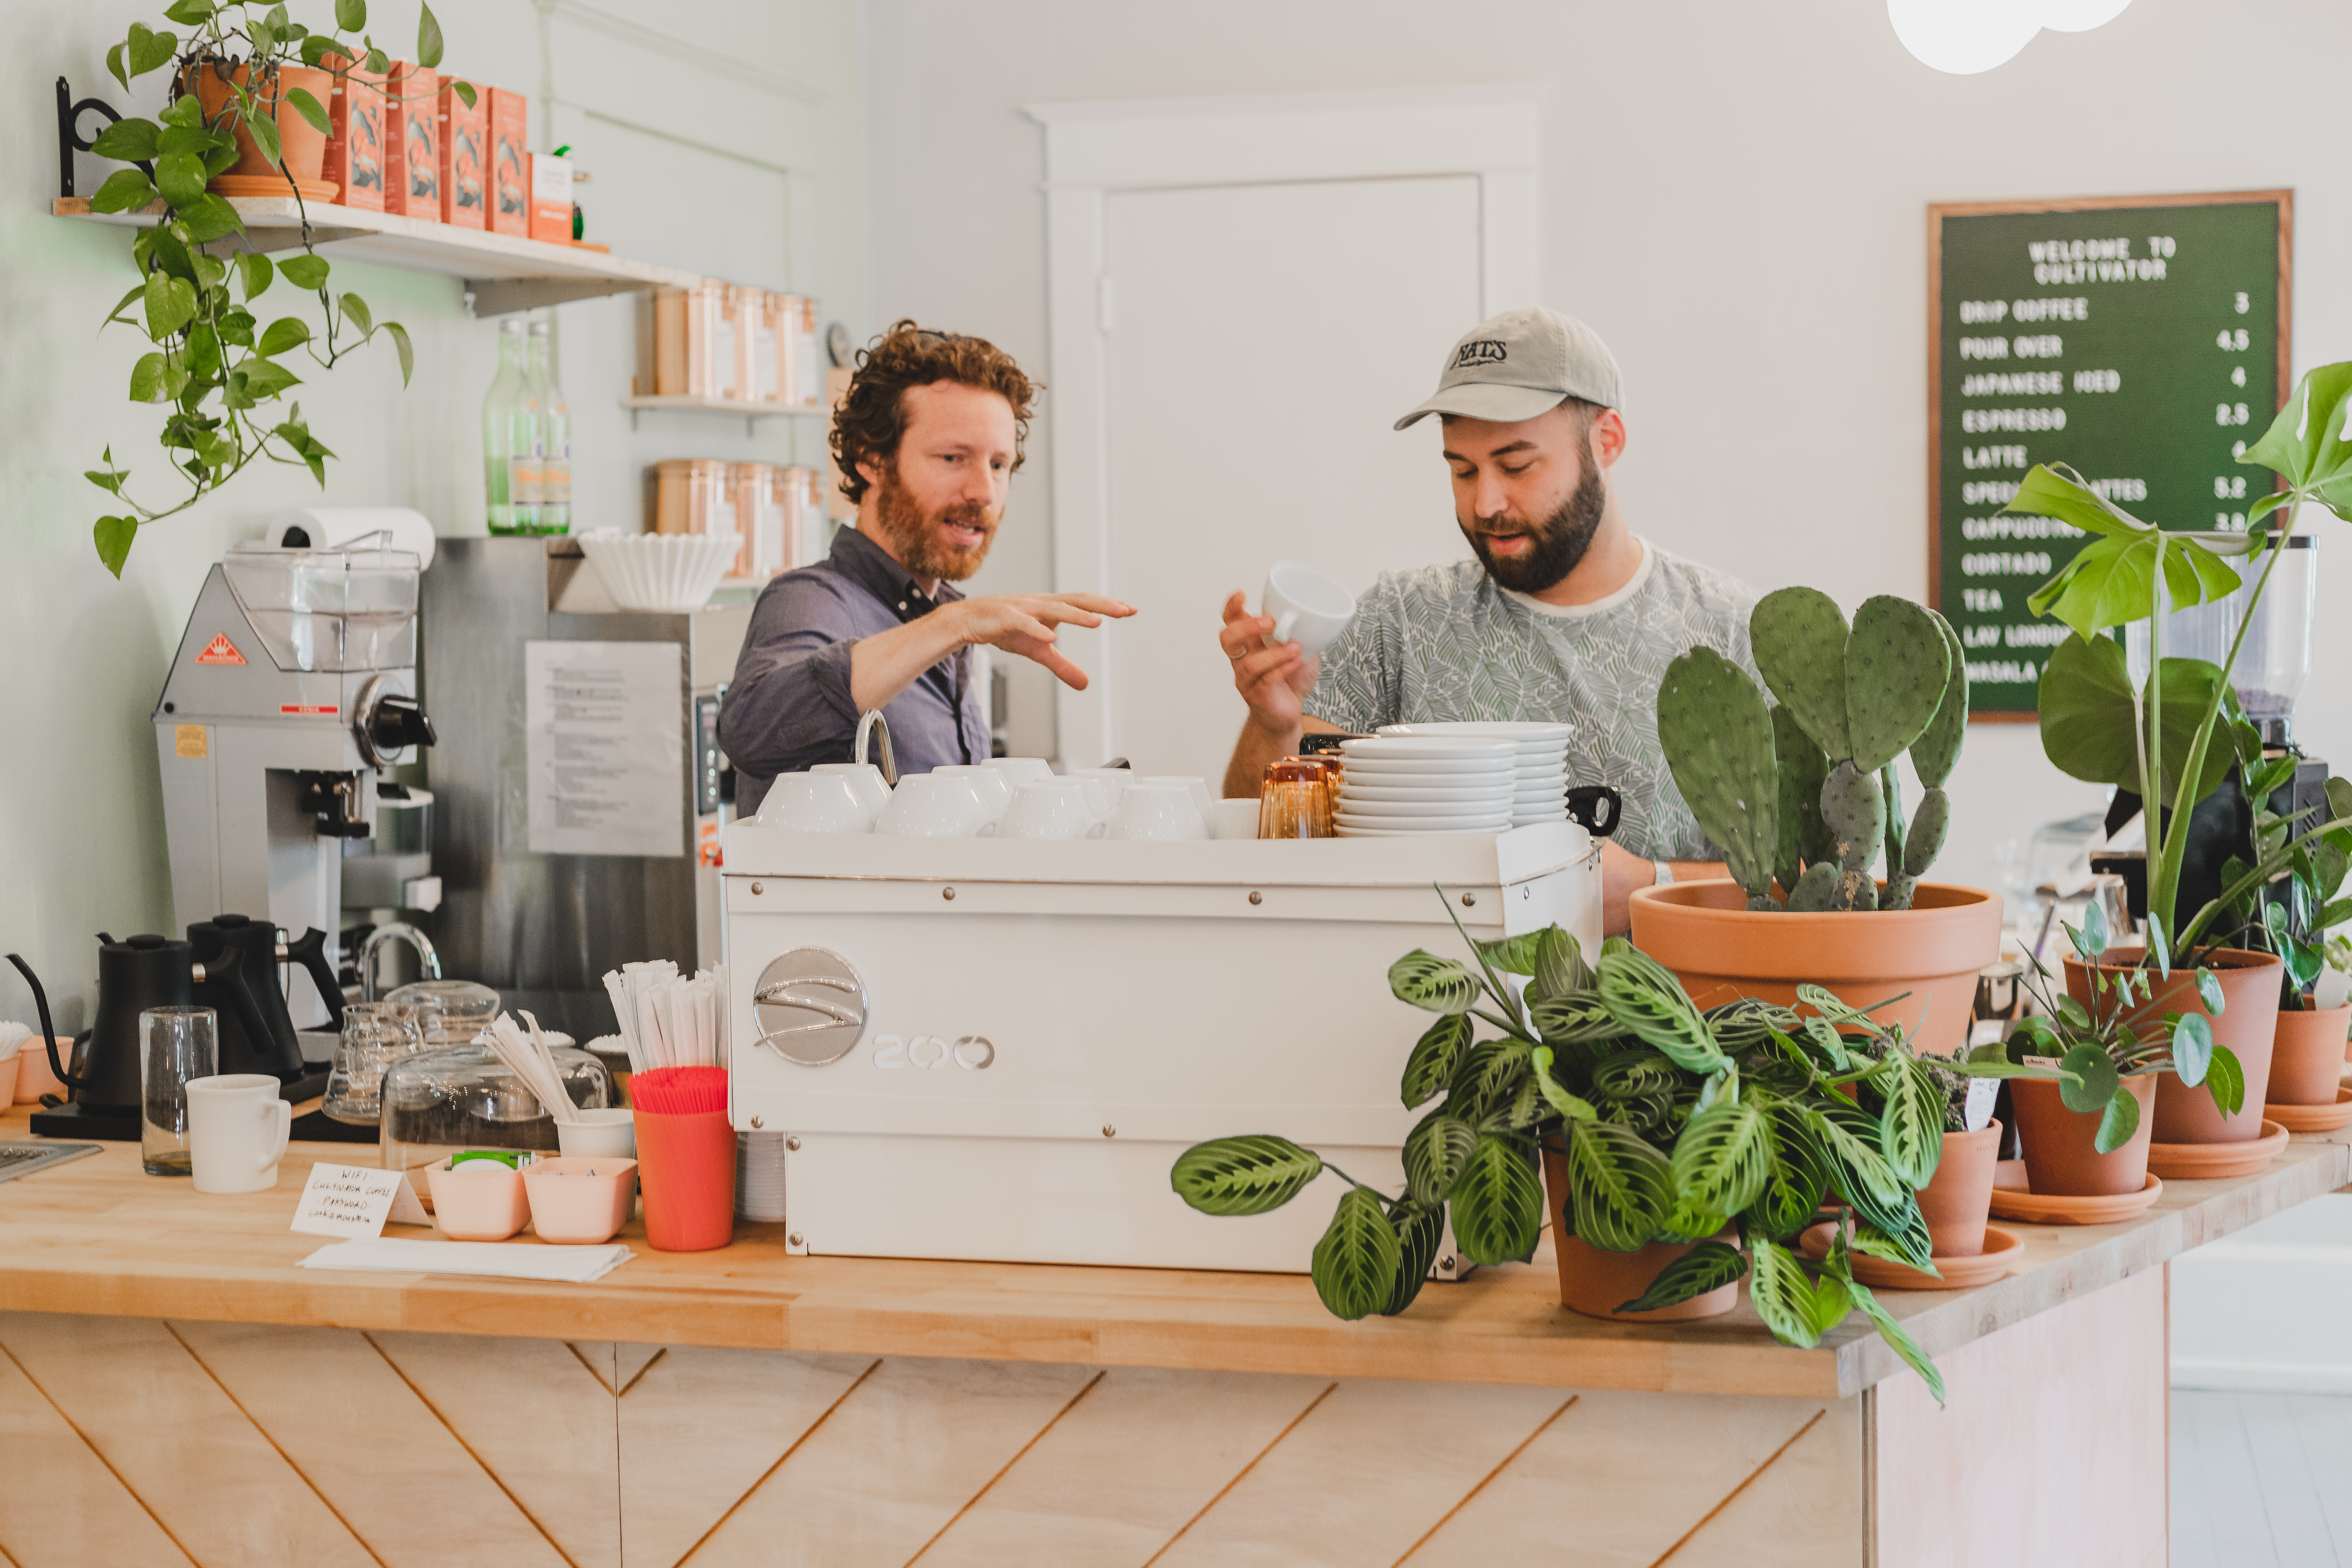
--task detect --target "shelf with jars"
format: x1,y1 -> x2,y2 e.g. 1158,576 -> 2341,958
623,280 -> 830,436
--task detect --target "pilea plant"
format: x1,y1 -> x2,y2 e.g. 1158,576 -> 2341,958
1657,590 -> 1968,912
1170,895 -> 1999,1402
2211,723 -> 2352,1009
80,2 -> 467,576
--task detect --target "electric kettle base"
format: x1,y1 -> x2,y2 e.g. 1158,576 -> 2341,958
30,1067 -> 334,1142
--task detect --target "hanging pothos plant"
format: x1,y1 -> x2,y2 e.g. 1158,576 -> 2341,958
79,1 -> 469,576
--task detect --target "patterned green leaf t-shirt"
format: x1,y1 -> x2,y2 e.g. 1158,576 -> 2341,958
1305,539 -> 1760,863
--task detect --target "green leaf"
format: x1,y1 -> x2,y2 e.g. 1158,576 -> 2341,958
154,150 -> 209,208
1563,1117 -> 1674,1253
1596,947 -> 1722,1073
1670,1097 -> 1772,1218
1403,1111 -> 1477,1207
1170,1136 -> 1321,1216
1530,991 -> 1619,1048
128,350 -> 169,402
1849,1217 -> 1939,1277
90,117 -> 162,162
1527,1047 -> 1599,1125
2204,1046 -> 2246,1120
1751,1107 -> 1830,1237
1451,1133 -> 1544,1266
2037,637 -> 2239,806
452,80 -> 477,109
1400,1013 -> 1472,1109
1748,1237 -> 1831,1350
1473,930 -> 1547,977
94,515 -> 139,576
416,0 -> 446,67
1876,1051 -> 1948,1189
88,168 -> 158,215
2245,363 -> 2352,515
336,0 -> 367,28
158,93 -> 202,130
1310,1186 -> 1403,1322
142,272 -> 197,337
2003,462 -> 2149,539
340,292 -> 374,337
236,253 -> 274,301
1390,950 -> 1482,1015
126,23 -> 180,78
1616,1240 -> 1748,1315
2170,1013 -> 2214,1087
365,47 -> 389,75
2058,1042 -> 2119,1114
240,102 -> 283,168
234,358 -> 303,402
2093,1082 -> 2142,1155
1380,1200 -> 1443,1317
1845,1276 -> 1945,1406
2196,968 -> 2226,1014
257,317 -> 312,356
1910,609 -> 1970,789
179,195 -> 244,244
286,87 -> 331,136
1528,927 -> 1592,1004
384,321 -> 413,386
107,42 -> 129,93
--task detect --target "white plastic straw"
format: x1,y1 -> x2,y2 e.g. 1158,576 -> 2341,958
597,961 -> 729,1072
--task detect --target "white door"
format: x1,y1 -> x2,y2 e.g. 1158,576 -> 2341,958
1090,176 -> 1483,780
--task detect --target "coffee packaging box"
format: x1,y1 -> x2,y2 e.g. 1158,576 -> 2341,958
383,62 -> 440,218
529,152 -> 573,244
439,80 -> 487,230
487,88 -> 530,236
319,53 -> 386,211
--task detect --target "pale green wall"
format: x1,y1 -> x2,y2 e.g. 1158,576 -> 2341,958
0,0 -> 864,1032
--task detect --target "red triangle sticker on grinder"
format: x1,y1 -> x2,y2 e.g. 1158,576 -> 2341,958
194,633 -> 246,666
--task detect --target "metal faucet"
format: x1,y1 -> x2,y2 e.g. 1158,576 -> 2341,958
359,922 -> 443,1002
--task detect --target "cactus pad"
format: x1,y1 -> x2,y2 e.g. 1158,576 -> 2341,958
1845,597 -> 1950,772
1905,787 -> 1950,879
1821,761 -> 1884,873
1751,588 -> 1852,760
1787,861 -> 1839,911
1909,611 -> 1970,789
1657,648 -> 1780,902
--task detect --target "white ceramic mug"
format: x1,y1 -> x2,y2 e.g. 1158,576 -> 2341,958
1137,776 -> 1218,820
931,764 -> 1015,822
1064,768 -> 1133,813
1207,798 -> 1262,839
808,763 -> 892,824
981,756 -> 1055,787
759,771 -> 875,833
999,780 -> 1104,840
876,772 -> 997,837
1107,781 -> 1210,841
187,1073 -> 292,1195
1261,562 -> 1357,656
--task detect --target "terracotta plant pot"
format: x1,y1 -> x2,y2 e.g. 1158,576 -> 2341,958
185,59 -> 336,193
2010,1073 -> 2157,1197
2270,1003 -> 2352,1103
1629,881 -> 2003,1055
1918,1121 -> 2002,1258
1540,1146 -> 1736,1322
2062,947 -> 2283,1144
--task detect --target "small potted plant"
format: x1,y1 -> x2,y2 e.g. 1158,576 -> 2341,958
1635,589 -> 2001,1054
1880,1045 -> 2005,1262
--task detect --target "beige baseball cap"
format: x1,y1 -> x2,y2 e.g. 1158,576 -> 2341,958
1393,306 -> 1624,429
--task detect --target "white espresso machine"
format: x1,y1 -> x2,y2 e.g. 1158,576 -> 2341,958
153,536 -> 436,1037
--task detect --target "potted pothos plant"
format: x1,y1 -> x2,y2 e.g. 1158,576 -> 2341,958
78,2 -> 469,577
2004,362 -> 2352,1141
1632,588 -> 2001,1054
1169,897 -> 2011,1403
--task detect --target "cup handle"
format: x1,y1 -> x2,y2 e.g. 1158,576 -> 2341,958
259,1097 -> 292,1172
1271,609 -> 1298,646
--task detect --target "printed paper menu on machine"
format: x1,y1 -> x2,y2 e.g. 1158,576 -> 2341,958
524,640 -> 685,858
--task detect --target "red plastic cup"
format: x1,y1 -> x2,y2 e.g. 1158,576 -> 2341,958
633,1107 -> 736,1252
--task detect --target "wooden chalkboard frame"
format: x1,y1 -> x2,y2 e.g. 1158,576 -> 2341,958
1926,189 -> 2293,723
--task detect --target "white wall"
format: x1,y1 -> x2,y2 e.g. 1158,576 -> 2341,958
862,0 -> 2352,906
0,0 -> 863,1033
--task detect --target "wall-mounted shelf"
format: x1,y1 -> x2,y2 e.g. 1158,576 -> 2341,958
619,395 -> 829,436
52,195 -> 700,316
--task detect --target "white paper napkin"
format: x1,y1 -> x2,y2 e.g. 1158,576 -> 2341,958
298,1239 -> 636,1283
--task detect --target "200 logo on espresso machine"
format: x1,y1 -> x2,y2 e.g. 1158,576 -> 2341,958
873,1033 -> 995,1072
747,946 -> 993,1071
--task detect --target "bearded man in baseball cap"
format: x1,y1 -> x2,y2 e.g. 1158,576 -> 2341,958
1215,306 -> 1761,933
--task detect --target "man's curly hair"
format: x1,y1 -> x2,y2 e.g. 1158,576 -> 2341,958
827,321 -> 1038,506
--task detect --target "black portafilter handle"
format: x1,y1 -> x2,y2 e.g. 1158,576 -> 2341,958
5,952 -> 75,1091
1566,786 -> 1622,838
283,928 -> 345,1032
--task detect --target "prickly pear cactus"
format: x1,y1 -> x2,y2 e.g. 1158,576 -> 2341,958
1657,648 -> 1780,906
1787,861 -> 1839,911
1821,761 -> 1883,911
1772,705 -> 1831,897
1886,787 -> 1951,910
1845,597 -> 1950,773
1751,588 -> 1852,761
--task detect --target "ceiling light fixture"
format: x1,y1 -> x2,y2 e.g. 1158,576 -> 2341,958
1887,0 -> 2134,75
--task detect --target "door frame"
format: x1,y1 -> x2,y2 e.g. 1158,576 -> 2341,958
1026,86 -> 1544,767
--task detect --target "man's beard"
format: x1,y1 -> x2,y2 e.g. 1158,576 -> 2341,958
1461,449 -> 1606,594
873,461 -> 998,583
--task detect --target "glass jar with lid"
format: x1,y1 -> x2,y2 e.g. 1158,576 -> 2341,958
384,979 -> 500,1048
378,1033 -> 611,1173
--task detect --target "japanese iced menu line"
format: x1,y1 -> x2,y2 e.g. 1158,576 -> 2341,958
1927,190 -> 2291,719
525,640 -> 686,858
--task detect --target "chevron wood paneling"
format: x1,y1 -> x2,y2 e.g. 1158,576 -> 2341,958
0,1334 -> 194,1568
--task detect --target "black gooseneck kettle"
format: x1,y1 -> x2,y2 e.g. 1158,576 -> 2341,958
3,934 -> 269,1113
186,915 -> 344,1080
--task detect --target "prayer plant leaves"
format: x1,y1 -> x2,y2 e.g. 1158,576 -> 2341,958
1403,1110 -> 1477,1207
1616,1240 -> 1748,1316
1528,927 -> 1593,1004
1669,1097 -> 1772,1219
1170,1135 -> 1322,1217
1390,950 -> 1482,1015
1597,944 -> 1724,1073
1747,1237 -> 1850,1351
1845,1274 -> 1945,1407
1311,1186 -> 1402,1322
1382,1201 -> 1444,1317
1449,1134 -> 1544,1266
1875,1050 -> 1949,1190
1400,1013 -> 1472,1109
1753,1106 -> 1831,1239
1564,1117 -> 1674,1253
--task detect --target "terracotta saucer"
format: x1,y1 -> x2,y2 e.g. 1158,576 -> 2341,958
2146,1120 -> 2290,1180
1988,1161 -> 2164,1225
2267,1089 -> 2352,1134
1797,1222 -> 2023,1290
208,175 -> 341,203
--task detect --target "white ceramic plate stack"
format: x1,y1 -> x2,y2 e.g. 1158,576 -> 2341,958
1332,738 -> 1516,836
577,530 -> 739,611
1376,722 -> 1573,828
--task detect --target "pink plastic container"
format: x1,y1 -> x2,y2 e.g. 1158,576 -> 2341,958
426,1156 -> 532,1240
522,1157 -> 639,1244
14,1038 -> 68,1102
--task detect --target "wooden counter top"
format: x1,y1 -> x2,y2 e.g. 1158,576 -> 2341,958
2,1107 -> 2340,1400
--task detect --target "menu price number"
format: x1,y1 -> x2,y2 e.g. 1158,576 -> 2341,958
2217,402 -> 2252,426
2218,328 -> 2251,351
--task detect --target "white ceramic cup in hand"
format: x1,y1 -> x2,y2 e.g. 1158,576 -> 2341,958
807,763 -> 891,825
187,1073 -> 292,1194
876,772 -> 997,837
1260,562 -> 1357,656
1107,781 -> 1210,841
931,764 -> 1015,823
760,771 -> 875,833
999,780 -> 1104,840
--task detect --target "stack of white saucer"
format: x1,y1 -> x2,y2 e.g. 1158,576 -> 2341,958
1376,722 -> 1572,828
1332,737 -> 1516,836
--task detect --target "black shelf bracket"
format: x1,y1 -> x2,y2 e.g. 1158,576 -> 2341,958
57,76 -> 150,199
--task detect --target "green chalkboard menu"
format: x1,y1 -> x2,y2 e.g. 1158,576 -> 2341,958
1928,191 -> 2291,719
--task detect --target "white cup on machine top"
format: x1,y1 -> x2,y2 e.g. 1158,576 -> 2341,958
760,771 -> 876,833
876,772 -> 998,837
981,756 -> 1055,787
1207,798 -> 1261,839
1106,781 -> 1210,841
930,764 -> 1014,823
998,780 -> 1105,841
1259,562 -> 1357,657
186,1073 -> 293,1195
1137,776 -> 1218,819
1063,768 -> 1133,813
807,763 -> 891,825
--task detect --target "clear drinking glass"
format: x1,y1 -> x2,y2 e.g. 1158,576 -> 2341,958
325,1002 -> 424,1125
141,1006 -> 217,1176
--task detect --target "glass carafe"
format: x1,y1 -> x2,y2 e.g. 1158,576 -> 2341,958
324,1001 -> 425,1125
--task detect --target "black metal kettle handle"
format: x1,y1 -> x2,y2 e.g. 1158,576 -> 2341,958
199,948 -> 279,1066
5,952 -> 78,1090
283,928 -> 345,1031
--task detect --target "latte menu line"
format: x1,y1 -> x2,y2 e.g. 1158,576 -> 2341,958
1926,190 -> 2292,720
